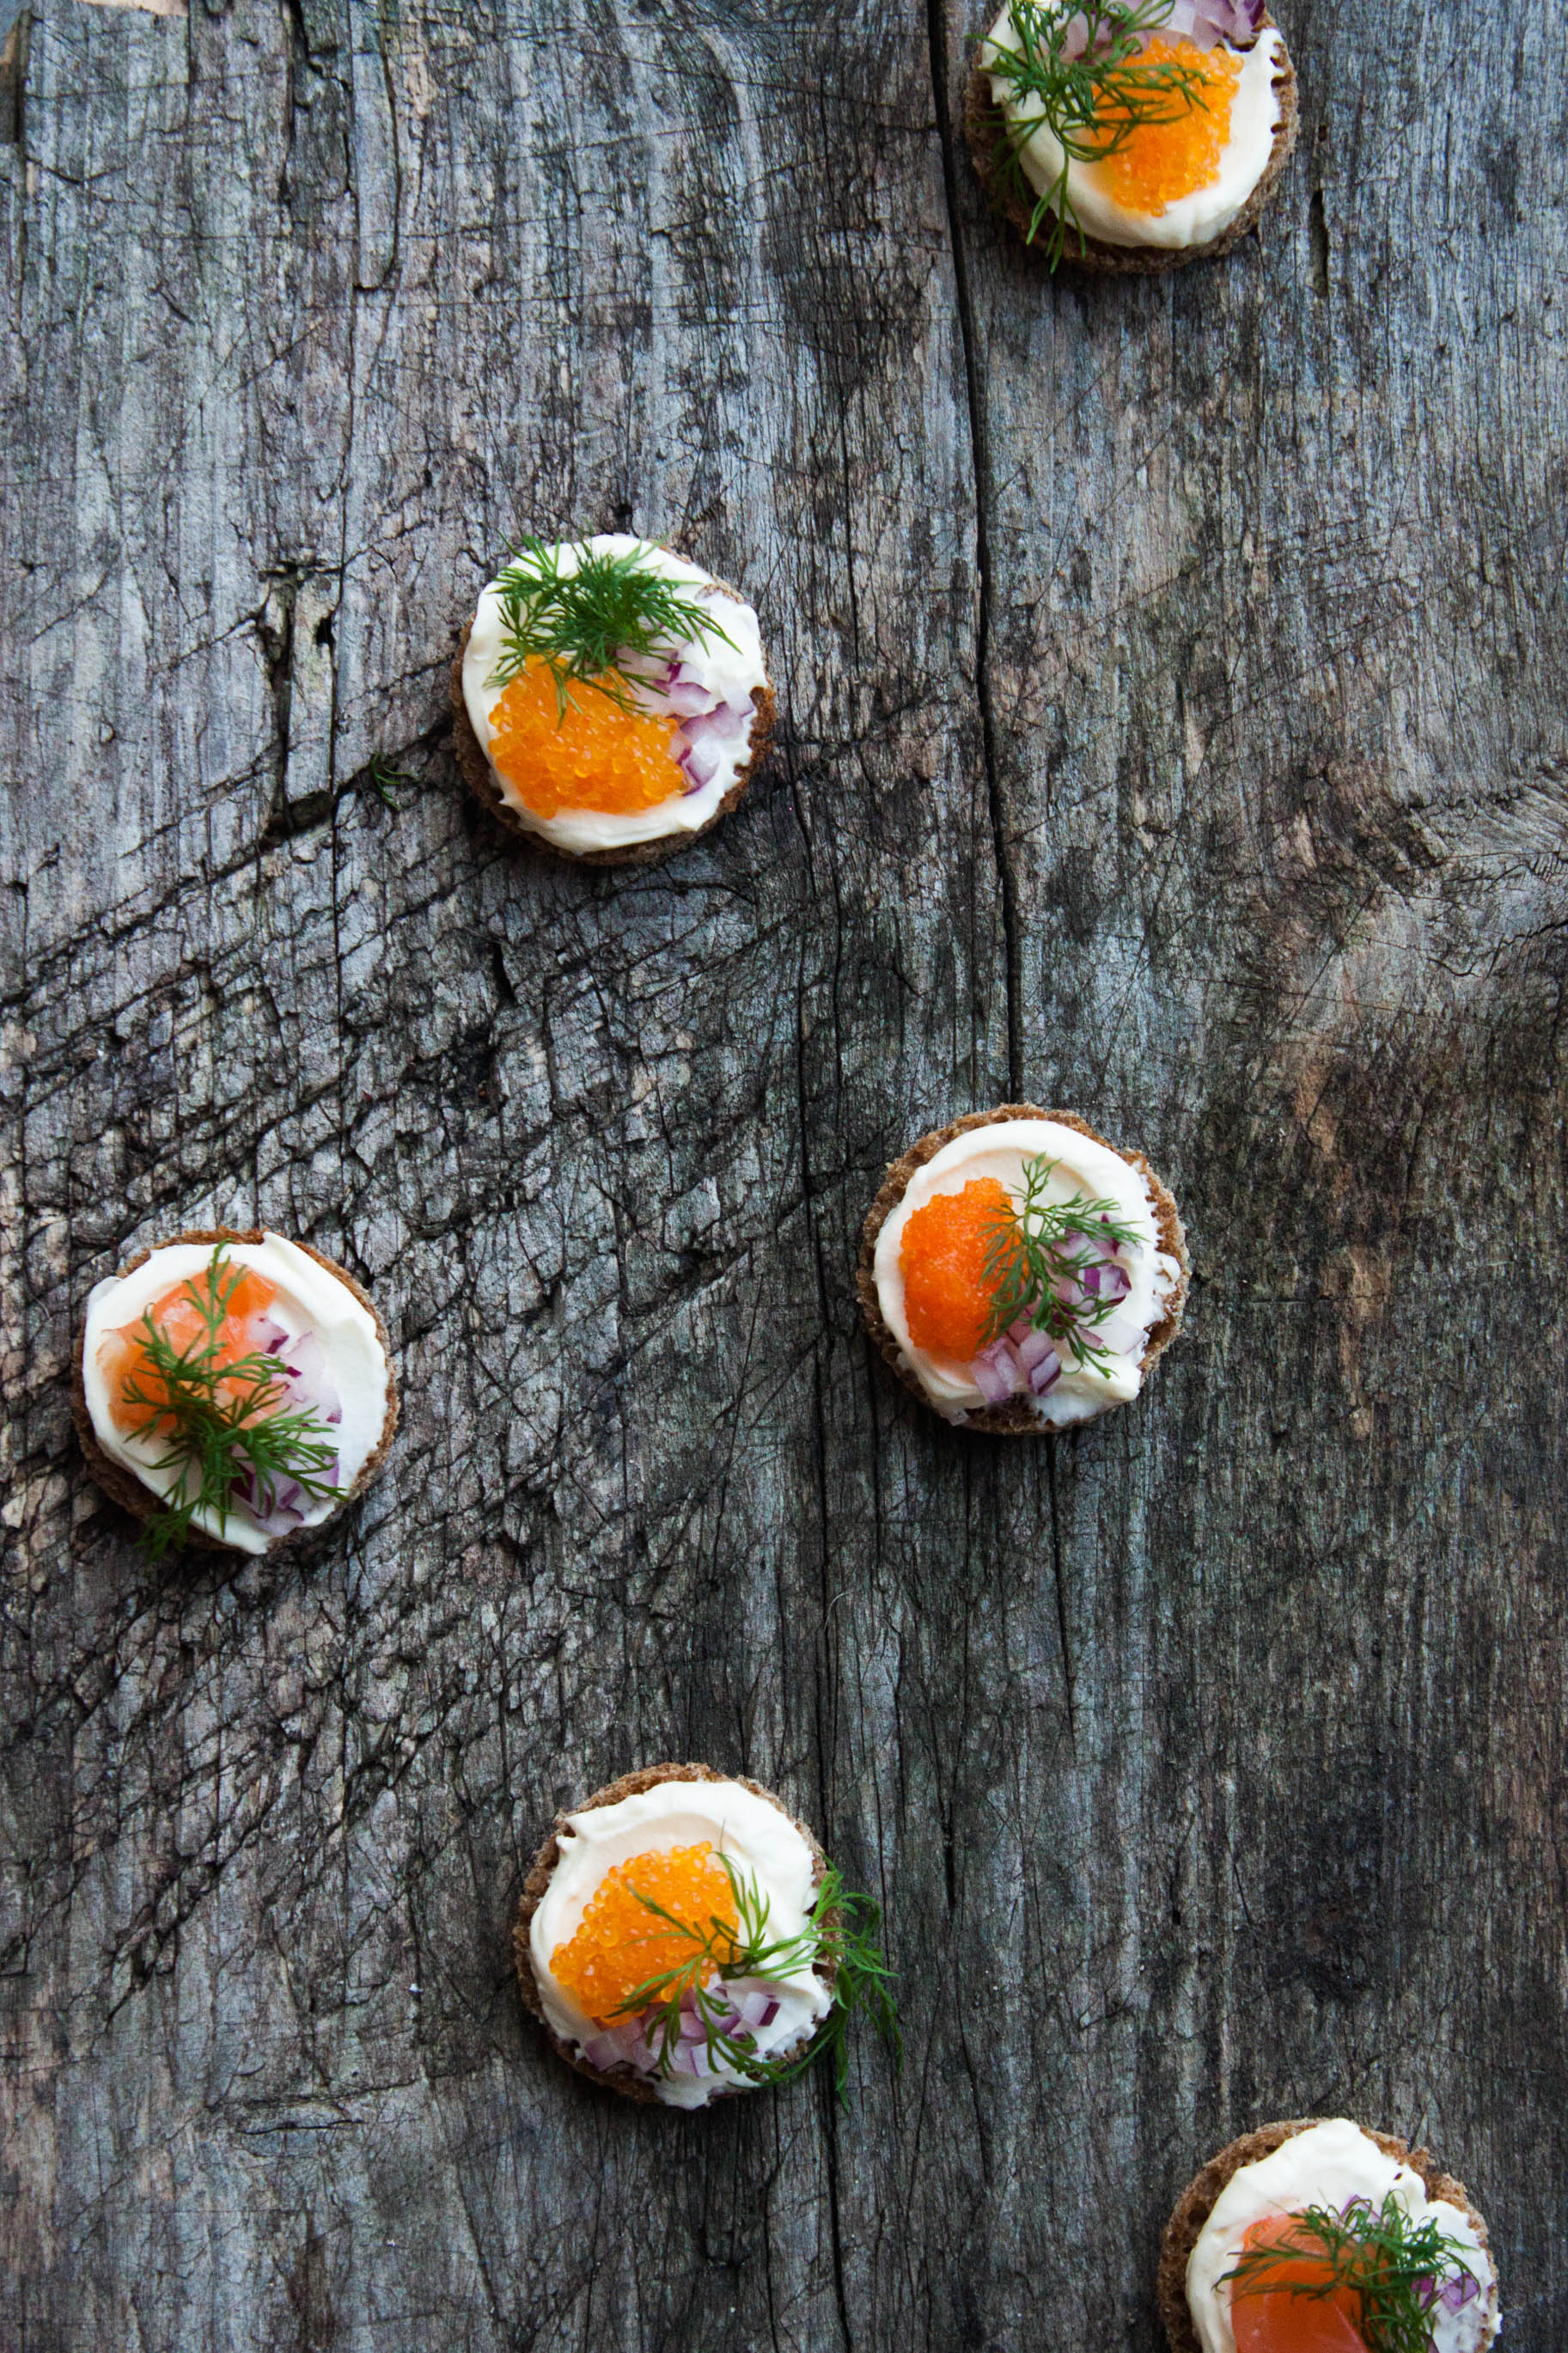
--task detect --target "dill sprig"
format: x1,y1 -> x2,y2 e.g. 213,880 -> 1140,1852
985,0 -> 1210,268
1223,2193 -> 1484,2353
485,535 -> 736,723
979,1153 -> 1144,1366
117,1245 -> 341,1558
613,1855 -> 900,2102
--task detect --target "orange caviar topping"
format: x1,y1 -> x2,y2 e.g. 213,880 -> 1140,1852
1230,2215 -> 1368,2353
487,659 -> 682,820
99,1268 -> 280,1436
1088,37 -> 1242,215
551,1843 -> 736,2025
899,1178 -> 1010,1362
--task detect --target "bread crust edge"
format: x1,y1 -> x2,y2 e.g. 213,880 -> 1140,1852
71,1226 -> 400,1559
1157,2118 -> 1500,2353
856,1104 -> 1189,1435
514,1760 -> 834,2106
963,18 -> 1299,277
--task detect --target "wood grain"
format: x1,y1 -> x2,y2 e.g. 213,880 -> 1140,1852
2,0 -> 1565,2346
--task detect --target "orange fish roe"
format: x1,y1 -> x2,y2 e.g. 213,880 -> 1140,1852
1230,2214 -> 1368,2353
99,1266 -> 280,1436
899,1177 -> 1012,1362
486,658 -> 683,820
551,1843 -> 737,2025
1088,37 -> 1242,216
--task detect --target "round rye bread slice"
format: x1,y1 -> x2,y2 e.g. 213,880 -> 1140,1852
857,1104 -> 1189,1434
72,1226 -> 399,1557
964,14 -> 1298,277
515,1761 -> 835,2105
449,580 -> 776,867
1158,2118 -> 1502,2353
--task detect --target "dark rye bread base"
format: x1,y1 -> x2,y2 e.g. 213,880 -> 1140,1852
71,1226 -> 399,1559
857,1104 -> 1189,1435
448,599 -> 776,868
515,1761 -> 835,2106
1158,2119 -> 1501,2353
964,16 -> 1298,276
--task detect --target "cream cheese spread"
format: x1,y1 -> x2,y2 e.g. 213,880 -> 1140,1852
82,1233 -> 390,1556
461,535 -> 769,855
872,1116 -> 1181,1427
1187,2120 -> 1498,2353
530,1779 -> 833,2112
983,8 -> 1286,251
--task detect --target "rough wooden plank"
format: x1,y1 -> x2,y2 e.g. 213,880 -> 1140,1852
2,0 -> 1565,2345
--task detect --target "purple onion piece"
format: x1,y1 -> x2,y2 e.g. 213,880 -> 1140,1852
759,1997 -> 779,2028
661,681 -> 716,718
1015,1327 -> 1055,1374
971,1341 -> 1019,1404
678,733 -> 723,789
1028,1348 -> 1062,1397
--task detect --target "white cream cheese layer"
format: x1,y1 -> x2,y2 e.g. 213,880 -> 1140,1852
984,9 -> 1285,251
530,1780 -> 833,2112
872,1117 -> 1180,1427
82,1234 -> 389,1556
1187,2120 -> 1498,2353
461,535 -> 768,854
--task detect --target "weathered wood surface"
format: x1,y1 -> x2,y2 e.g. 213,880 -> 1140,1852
2,0 -> 1565,2344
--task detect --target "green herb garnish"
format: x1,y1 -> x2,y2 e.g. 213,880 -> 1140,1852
367,753 -> 413,806
984,0 -> 1210,269
613,1855 -> 900,2101
979,1152 -> 1144,1369
117,1245 -> 341,1558
485,535 -> 735,723
1223,2193 -> 1484,2353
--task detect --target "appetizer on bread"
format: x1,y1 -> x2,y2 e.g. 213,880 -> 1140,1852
858,1105 -> 1187,1431
451,534 -> 773,864
967,0 -> 1297,272
516,1763 -> 896,2110
73,1229 -> 396,1556
1161,2118 -> 1500,2353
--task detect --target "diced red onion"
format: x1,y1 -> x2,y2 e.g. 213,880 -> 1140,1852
1015,1326 -> 1056,1374
267,1329 -> 343,1428
1083,1303 -> 1146,1358
1059,0 -> 1262,59
678,734 -> 723,790
1168,0 -> 1265,45
582,2015 -> 662,2075
1028,1348 -> 1061,1396
971,1342 -> 1017,1404
660,679 -> 716,718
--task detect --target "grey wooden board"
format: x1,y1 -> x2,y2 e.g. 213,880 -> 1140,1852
1,0 -> 1564,2344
